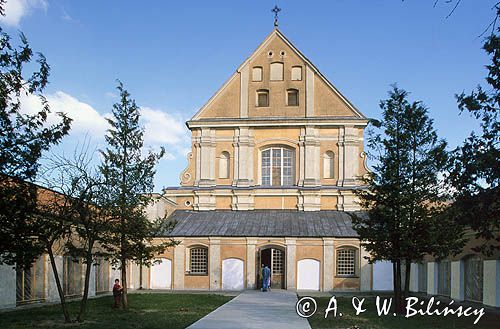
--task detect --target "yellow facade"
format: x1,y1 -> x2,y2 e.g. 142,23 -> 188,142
150,28 -> 371,292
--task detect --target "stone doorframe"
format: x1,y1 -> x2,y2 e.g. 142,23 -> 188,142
255,244 -> 287,289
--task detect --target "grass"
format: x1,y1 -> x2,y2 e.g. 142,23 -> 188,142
0,293 -> 233,329
305,296 -> 500,329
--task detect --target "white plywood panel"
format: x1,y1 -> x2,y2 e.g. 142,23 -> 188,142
222,258 -> 244,290
151,258 -> 171,289
297,259 -> 320,291
373,261 -> 393,291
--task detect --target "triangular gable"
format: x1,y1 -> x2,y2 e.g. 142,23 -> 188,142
192,29 -> 366,120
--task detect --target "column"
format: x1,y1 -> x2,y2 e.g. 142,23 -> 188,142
286,238 -> 297,290
427,261 -> 437,295
246,239 -> 257,289
209,239 -> 221,291
173,245 -> 185,290
360,246 -> 372,291
450,260 -> 464,301
0,262 -> 16,309
323,239 -> 334,291
483,259 -> 500,307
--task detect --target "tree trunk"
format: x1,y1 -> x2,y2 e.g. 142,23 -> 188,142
121,257 -> 128,309
393,260 -> 404,314
47,245 -> 72,323
404,259 -> 411,300
77,245 -> 94,322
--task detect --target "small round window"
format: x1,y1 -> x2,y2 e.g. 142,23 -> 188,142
280,50 -> 286,57
267,50 -> 274,58
184,200 -> 192,207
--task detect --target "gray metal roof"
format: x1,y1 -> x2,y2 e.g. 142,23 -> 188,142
162,210 -> 363,238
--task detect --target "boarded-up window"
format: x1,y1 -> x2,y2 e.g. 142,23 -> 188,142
437,260 -> 451,296
219,151 -> 230,179
252,67 -> 262,81
95,258 -> 110,293
323,151 -> 334,178
291,66 -> 302,80
270,62 -> 283,81
418,263 -> 427,293
16,256 -> 45,305
63,256 -> 82,297
256,89 -> 269,107
464,255 -> 483,302
287,89 -> 298,106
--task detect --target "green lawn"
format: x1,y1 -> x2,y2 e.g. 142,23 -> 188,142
0,293 -> 233,329
306,296 -> 499,329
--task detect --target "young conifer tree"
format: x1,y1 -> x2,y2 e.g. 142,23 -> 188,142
99,81 -> 170,308
352,86 -> 465,313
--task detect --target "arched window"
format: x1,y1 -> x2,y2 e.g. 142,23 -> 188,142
287,89 -> 299,106
323,151 -> 334,178
261,147 -> 295,186
252,66 -> 263,81
256,89 -> 269,107
291,66 -> 302,81
188,247 -> 208,275
63,256 -> 83,296
219,151 -> 230,179
270,62 -> 284,81
336,248 -> 357,277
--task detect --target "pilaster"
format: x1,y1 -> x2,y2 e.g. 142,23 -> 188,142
300,126 -> 320,187
323,239 -> 334,291
246,239 -> 257,289
209,239 -> 221,291
360,246 -> 372,291
305,65 -> 314,117
197,127 -> 216,187
173,244 -> 185,290
286,238 -> 297,290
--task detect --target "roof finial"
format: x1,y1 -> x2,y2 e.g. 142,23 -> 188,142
272,5 -> 281,28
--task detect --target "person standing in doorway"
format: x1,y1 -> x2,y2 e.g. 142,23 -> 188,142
262,264 -> 271,292
112,278 -> 123,308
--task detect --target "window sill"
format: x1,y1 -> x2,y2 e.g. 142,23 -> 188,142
335,275 -> 359,279
186,272 -> 208,276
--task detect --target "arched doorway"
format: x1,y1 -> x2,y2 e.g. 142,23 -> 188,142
256,245 -> 286,289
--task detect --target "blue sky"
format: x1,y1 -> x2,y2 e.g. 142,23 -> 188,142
1,0 -> 496,190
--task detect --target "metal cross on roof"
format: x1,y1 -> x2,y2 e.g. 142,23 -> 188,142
272,5 -> 281,27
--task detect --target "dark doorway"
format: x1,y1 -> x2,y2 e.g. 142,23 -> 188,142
257,247 -> 285,289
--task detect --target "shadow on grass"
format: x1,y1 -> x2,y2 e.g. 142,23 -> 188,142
0,293 -> 233,329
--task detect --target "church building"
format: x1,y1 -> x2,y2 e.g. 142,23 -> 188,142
146,27 -> 374,292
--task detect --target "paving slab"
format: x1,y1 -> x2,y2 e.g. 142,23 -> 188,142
187,290 -> 311,329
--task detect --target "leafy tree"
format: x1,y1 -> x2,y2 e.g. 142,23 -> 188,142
448,22 -> 500,256
99,81 -> 174,308
352,86 -> 466,313
0,21 -> 71,269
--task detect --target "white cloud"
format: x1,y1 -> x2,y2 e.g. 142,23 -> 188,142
19,90 -> 190,160
0,0 -> 48,27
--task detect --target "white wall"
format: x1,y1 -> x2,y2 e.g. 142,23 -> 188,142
373,261 -> 393,291
0,263 -> 16,309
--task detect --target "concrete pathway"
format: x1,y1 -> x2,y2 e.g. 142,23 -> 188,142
188,290 -> 311,329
